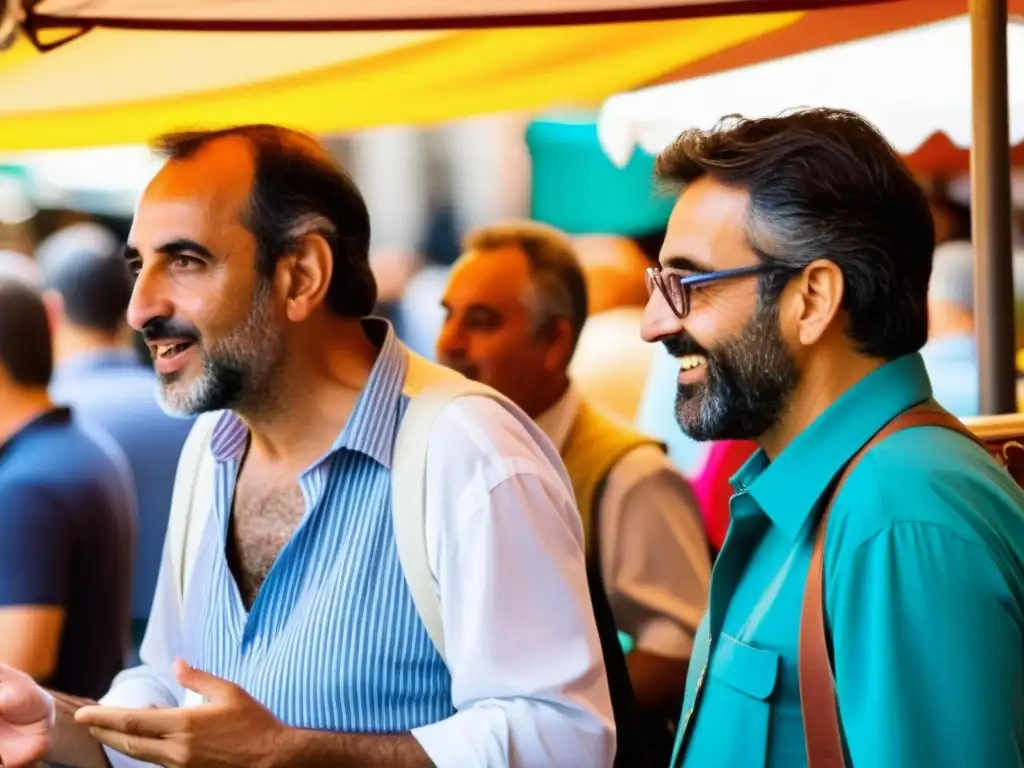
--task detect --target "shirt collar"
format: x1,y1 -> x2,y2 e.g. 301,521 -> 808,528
734,352 -> 934,542
209,318 -> 408,470
534,385 -> 582,452
0,406 -> 72,464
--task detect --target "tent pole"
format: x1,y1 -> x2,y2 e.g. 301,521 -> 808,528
970,0 -> 1016,414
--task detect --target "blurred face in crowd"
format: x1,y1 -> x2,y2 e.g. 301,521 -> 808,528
572,235 -> 649,314
641,177 -> 798,441
124,137 -> 285,417
437,246 -> 567,409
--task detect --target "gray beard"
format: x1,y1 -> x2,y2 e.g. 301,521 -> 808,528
157,286 -> 283,418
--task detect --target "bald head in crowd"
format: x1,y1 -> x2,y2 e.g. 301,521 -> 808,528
35,223 -> 133,359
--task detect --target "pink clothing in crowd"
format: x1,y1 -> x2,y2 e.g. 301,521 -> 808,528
692,440 -> 758,554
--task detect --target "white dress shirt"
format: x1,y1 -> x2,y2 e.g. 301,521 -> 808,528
535,386 -> 711,659
100,390 -> 615,768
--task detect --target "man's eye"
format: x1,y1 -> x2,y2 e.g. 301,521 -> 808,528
173,255 -> 201,268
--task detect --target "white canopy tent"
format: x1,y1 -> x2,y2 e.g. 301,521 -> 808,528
597,16 -> 1024,166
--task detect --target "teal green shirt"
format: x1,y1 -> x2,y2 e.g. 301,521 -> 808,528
673,353 -> 1024,767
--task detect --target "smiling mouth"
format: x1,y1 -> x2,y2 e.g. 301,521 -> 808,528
679,354 -> 708,372
155,341 -> 195,360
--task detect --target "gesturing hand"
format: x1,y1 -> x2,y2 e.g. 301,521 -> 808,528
0,663 -> 54,768
75,659 -> 286,768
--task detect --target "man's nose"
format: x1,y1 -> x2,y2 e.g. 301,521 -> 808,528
125,265 -> 174,332
640,292 -> 685,344
435,322 -> 465,360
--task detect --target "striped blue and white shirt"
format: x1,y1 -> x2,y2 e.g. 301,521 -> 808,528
102,319 -> 614,767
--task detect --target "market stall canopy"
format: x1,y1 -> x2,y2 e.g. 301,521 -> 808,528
0,13 -> 804,150
597,16 -> 1024,175
0,0 -> 1012,152
21,0 -> 894,34
643,0 -> 1024,84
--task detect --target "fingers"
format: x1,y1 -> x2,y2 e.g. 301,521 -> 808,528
0,680 -> 53,727
172,659 -> 236,701
0,665 -> 32,686
74,706 -> 183,738
87,727 -> 182,767
0,737 -> 50,768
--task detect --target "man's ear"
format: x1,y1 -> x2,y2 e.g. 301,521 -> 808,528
790,259 -> 845,347
540,317 -> 576,372
40,290 -> 64,335
279,233 -> 333,322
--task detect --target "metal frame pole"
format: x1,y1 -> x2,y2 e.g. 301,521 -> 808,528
970,0 -> 1016,414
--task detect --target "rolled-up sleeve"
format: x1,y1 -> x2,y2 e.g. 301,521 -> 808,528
411,396 -> 615,768
830,520 -> 1022,767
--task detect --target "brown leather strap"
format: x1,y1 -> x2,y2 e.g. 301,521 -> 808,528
798,401 -> 982,767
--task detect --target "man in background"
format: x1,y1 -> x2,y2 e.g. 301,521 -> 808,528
38,223 -> 194,651
0,254 -> 135,699
437,221 -> 710,762
920,240 -> 980,416
569,234 -> 658,422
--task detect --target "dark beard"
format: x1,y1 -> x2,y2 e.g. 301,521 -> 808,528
671,299 -> 798,442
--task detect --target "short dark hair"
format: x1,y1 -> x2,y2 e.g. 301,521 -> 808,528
655,108 -> 935,360
152,125 -> 377,318
0,279 -> 53,387
465,221 -> 589,353
37,224 -> 131,335
630,228 -> 666,265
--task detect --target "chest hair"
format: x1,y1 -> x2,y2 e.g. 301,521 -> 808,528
226,471 -> 306,610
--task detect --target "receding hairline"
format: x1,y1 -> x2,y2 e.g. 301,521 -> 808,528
150,124 -> 331,164
464,221 -> 578,269
462,221 -> 589,341
146,126 -> 351,227
140,132 -> 266,240
461,222 -> 583,302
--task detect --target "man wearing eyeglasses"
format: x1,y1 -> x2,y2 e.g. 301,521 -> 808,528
644,107 -> 1024,768
436,221 -> 711,763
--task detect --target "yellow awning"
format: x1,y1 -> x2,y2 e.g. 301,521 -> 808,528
0,13 -> 800,150
23,0 -> 850,31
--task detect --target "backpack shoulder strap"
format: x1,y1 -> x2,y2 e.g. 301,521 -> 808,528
393,352 -> 516,662
798,401 -> 982,767
167,411 -> 220,614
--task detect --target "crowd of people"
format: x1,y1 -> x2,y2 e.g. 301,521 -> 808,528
0,108 -> 1022,768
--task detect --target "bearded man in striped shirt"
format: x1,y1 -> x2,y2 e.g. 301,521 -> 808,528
0,125 -> 615,768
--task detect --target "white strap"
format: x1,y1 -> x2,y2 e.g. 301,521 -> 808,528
164,412 -> 219,708
167,411 -> 219,613
392,373 -> 511,662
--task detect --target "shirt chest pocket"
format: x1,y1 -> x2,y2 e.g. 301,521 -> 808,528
693,632 -> 780,768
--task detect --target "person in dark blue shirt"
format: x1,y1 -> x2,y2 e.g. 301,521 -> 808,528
0,262 -> 135,700
38,223 -> 193,651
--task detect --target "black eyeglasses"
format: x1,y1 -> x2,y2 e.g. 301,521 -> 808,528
645,264 -> 777,319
